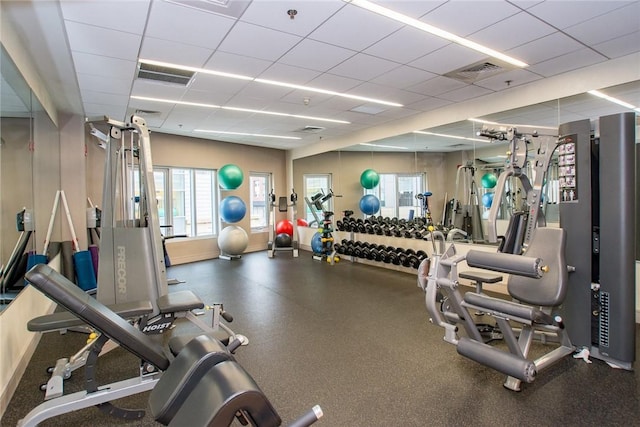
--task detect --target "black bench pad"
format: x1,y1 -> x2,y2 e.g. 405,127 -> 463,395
25,264 -> 170,371
28,300 -> 153,332
157,290 -> 204,314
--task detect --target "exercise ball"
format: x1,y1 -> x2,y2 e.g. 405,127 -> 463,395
220,196 -> 246,223
311,232 -> 323,253
359,194 -> 381,215
275,233 -> 292,248
481,173 -> 497,189
360,169 -> 380,189
296,218 -> 309,227
276,219 -> 294,236
482,192 -> 494,208
218,164 -> 244,190
217,225 -> 248,255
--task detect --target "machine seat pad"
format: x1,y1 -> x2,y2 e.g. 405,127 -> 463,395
157,290 -> 204,314
458,271 -> 503,284
168,332 -> 230,356
464,292 -> 554,325
150,335 -> 234,425
28,300 -> 153,332
166,360 -> 282,427
25,264 -> 170,371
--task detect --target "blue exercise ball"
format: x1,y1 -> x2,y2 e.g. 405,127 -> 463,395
311,232 -> 323,253
359,194 -> 380,215
482,192 -> 494,208
220,196 -> 246,223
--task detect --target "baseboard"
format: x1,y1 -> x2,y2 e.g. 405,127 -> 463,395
0,332 -> 43,419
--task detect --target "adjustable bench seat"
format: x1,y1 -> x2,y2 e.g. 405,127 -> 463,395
157,290 -> 204,314
27,300 -> 154,332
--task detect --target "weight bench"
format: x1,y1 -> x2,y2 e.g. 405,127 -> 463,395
27,285 -> 246,402
422,227 -> 575,391
22,264 -> 322,427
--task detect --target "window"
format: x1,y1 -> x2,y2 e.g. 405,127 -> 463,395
249,173 -> 271,230
365,173 -> 425,219
154,167 -> 218,237
303,174 -> 332,226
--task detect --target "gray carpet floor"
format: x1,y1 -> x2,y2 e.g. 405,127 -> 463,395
2,251 -> 639,426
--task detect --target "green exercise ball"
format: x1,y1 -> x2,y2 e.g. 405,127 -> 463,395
360,169 -> 380,189
218,164 -> 244,190
481,173 -> 497,189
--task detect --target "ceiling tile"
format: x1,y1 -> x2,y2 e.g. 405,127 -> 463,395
71,52 -> 137,80
306,73 -> 363,93
371,65 -> 437,90
130,78 -> 188,99
407,75 -> 466,97
406,96 -> 454,112
506,32 -> 584,65
365,26 -> 448,64
527,1 -> 633,30
80,89 -> 130,107
526,48 -> 608,77
328,53 -> 400,81
409,43 -> 487,75
593,31 -> 640,59
203,51 -> 272,77
77,73 -> 132,96
420,1 -> 520,37
437,84 -> 494,102
61,0 -> 150,34
140,37 -> 214,66
145,0 -> 235,49
239,0 -> 345,36
258,63 -> 321,85
308,4 -> 402,51
474,69 -> 543,91
186,76 -> 249,104
563,2 -> 640,46
84,102 -> 127,121
217,21 -> 302,61
469,11 -> 555,51
279,39 -> 356,73
65,21 -> 142,61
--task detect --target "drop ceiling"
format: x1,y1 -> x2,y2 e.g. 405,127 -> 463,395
2,0 -> 639,155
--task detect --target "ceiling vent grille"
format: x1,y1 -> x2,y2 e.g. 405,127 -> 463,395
137,62 -> 194,86
444,60 -> 514,84
294,126 -> 325,134
163,0 -> 252,19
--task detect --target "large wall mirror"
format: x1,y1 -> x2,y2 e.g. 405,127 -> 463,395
1,44 -> 59,311
293,80 -> 639,245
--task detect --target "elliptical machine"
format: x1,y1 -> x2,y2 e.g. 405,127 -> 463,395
267,189 -> 299,258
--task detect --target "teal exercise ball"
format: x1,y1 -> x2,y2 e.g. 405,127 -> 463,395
360,169 -> 380,189
359,194 -> 381,215
218,164 -> 244,190
481,173 -> 497,189
220,196 -> 246,223
482,192 -> 494,208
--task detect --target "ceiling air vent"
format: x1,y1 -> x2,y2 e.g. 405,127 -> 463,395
295,126 -> 325,134
444,60 -> 514,84
137,62 -> 194,86
134,109 -> 162,116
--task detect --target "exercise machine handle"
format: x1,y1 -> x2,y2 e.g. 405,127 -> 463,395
221,310 -> 233,323
289,405 -> 323,427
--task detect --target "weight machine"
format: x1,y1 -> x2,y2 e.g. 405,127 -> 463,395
267,189 -> 299,258
479,125 -> 558,253
87,115 -> 167,314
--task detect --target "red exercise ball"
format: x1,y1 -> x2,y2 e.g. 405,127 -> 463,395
297,218 -> 309,227
276,220 -> 294,236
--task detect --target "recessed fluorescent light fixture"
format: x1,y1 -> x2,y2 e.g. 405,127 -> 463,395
413,130 -> 487,143
194,130 -> 301,140
138,59 -> 402,107
130,95 -> 350,124
468,118 -> 557,130
342,0 -> 528,68
359,142 -> 409,149
588,90 -> 640,112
